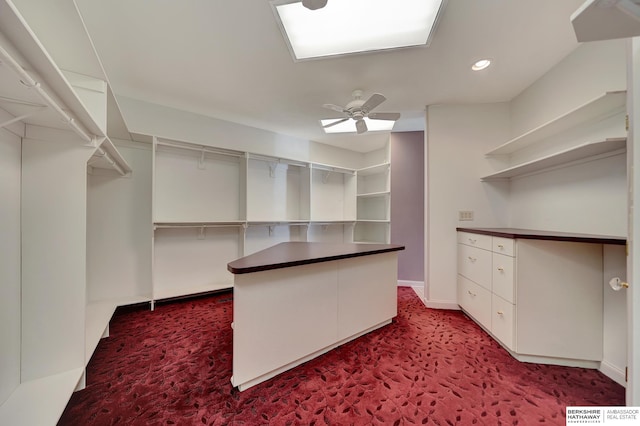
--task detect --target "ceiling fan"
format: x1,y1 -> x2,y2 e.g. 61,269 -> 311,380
322,90 -> 401,134
302,0 -> 328,10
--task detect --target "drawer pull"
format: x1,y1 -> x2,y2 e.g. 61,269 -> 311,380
468,256 -> 477,262
497,244 -> 504,249
497,266 -> 504,272
467,290 -> 476,297
497,311 -> 504,315
468,238 -> 476,244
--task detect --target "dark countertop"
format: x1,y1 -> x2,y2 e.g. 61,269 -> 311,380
456,227 -> 626,245
228,242 -> 405,274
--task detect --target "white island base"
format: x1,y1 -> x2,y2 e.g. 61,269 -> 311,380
228,242 -> 402,391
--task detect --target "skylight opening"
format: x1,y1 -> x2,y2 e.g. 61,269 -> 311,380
272,0 -> 445,60
321,118 -> 395,134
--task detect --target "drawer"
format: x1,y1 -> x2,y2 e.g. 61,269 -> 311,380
492,237 -> 515,256
457,232 -> 492,250
458,244 -> 491,290
457,275 -> 491,329
492,253 -> 515,303
491,294 -> 515,351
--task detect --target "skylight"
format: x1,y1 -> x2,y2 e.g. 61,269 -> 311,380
320,118 -> 395,134
272,0 -> 445,60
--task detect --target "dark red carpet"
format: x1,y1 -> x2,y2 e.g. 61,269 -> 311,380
59,288 -> 624,425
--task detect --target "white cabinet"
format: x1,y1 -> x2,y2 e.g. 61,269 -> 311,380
457,232 -> 515,352
482,91 -> 627,181
457,229 -> 612,366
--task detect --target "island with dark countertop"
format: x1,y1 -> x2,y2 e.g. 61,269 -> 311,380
228,242 -> 404,391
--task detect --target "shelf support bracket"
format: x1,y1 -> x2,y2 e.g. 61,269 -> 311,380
198,226 -> 205,240
268,225 -> 275,236
322,171 -> 331,184
268,162 -> 277,178
198,147 -> 206,169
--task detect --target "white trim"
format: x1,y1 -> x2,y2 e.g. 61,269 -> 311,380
398,280 -> 423,287
600,359 -> 627,387
424,299 -> 460,310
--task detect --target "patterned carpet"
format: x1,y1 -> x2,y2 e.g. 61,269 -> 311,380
59,287 -> 624,425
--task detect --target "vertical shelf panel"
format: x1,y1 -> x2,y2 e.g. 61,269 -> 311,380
154,146 -> 243,222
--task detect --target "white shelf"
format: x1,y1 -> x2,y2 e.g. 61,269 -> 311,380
154,221 -> 246,229
0,368 -> 83,426
487,91 -> 626,156
481,138 -> 626,181
357,162 -> 390,176
357,191 -> 390,198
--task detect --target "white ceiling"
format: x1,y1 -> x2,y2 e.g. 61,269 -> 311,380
26,0 -> 588,152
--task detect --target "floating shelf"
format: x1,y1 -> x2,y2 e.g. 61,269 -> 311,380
487,91 -> 626,156
481,138 -> 626,181
357,191 -> 390,198
357,162 -> 390,176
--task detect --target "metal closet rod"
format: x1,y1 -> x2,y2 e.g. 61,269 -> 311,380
0,44 -> 93,143
88,146 -> 126,176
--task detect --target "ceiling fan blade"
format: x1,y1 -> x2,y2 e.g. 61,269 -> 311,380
368,112 -> 401,121
323,103 -> 347,113
323,117 -> 349,128
355,119 -> 367,134
361,93 -> 386,112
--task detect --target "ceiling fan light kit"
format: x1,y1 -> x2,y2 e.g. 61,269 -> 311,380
321,90 -> 401,134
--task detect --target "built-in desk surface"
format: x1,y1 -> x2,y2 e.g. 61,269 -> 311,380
228,242 -> 405,274
456,227 -> 625,246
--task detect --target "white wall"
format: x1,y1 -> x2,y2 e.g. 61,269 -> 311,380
510,39 -> 627,136
425,103 -> 511,308
0,128 -> 21,404
87,140 -> 153,302
118,96 -> 365,169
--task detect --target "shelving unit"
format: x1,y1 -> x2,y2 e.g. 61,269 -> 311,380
0,1 -> 136,424
483,91 -> 627,181
354,162 -> 391,243
482,138 -> 627,181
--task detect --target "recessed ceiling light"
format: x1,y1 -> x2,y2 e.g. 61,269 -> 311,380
271,0 -> 445,60
472,59 -> 491,71
320,118 -> 395,134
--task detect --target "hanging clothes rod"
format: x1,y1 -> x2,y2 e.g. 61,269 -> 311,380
87,146 -> 127,176
0,44 -> 94,143
156,139 -> 243,158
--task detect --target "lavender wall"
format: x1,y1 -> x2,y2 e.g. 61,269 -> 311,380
390,131 -> 425,282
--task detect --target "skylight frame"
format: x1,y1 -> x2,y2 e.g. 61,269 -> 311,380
320,118 -> 395,134
270,0 -> 447,62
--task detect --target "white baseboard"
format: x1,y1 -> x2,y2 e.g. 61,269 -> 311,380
398,280 -> 423,287
600,360 -> 627,387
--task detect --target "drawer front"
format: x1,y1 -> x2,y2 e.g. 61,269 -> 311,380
492,237 -> 515,256
457,232 -> 492,250
458,244 -> 492,290
492,294 -> 515,351
492,253 -> 515,303
457,275 -> 491,329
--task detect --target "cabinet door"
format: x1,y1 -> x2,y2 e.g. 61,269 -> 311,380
457,275 -> 491,329
516,240 -> 603,361
492,294 -> 515,351
458,244 -> 491,290
492,253 -> 515,303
